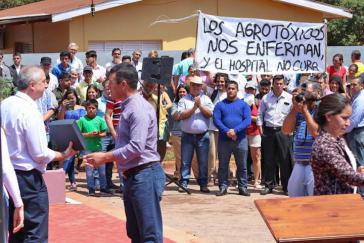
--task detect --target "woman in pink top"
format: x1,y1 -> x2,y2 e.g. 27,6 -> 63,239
326,54 -> 347,86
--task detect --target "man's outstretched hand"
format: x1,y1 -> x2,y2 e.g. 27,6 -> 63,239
83,152 -> 109,168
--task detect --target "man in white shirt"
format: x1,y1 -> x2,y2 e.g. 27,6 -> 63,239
40,56 -> 58,91
257,75 -> 293,195
131,49 -> 143,84
85,50 -> 106,83
105,48 -> 122,72
67,42 -> 84,80
1,66 -> 76,242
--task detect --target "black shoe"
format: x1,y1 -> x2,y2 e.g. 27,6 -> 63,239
238,188 -> 250,196
200,186 -> 210,193
216,188 -> 227,196
88,190 -> 96,197
108,184 -> 119,190
100,189 -> 113,195
260,187 -> 273,195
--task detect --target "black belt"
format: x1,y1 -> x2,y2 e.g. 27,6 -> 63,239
264,126 -> 282,131
184,131 -> 207,136
123,161 -> 159,179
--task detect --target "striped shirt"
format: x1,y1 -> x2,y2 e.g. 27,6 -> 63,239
106,99 -> 122,128
294,110 -> 315,163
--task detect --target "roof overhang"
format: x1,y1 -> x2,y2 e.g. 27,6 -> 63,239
276,0 -> 353,19
52,0 -> 141,22
0,14 -> 51,25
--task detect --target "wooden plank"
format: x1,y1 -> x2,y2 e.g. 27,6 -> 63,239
255,194 -> 364,242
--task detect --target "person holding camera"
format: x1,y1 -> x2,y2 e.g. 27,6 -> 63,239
57,89 -> 86,191
282,82 -> 321,197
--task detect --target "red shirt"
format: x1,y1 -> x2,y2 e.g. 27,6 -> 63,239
106,99 -> 122,128
326,65 -> 346,81
246,101 -> 260,136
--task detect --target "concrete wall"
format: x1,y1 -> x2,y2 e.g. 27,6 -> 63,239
3,21 -> 69,53
3,46 -> 361,69
69,0 -> 324,51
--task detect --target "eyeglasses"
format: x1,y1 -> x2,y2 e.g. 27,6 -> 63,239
134,53 -> 141,56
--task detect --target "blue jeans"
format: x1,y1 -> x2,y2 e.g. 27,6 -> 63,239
84,151 -> 107,191
218,137 -> 248,189
63,155 -> 75,184
180,132 -> 209,187
123,163 -> 166,243
288,163 -> 314,197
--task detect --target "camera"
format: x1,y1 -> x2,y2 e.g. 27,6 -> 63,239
295,92 -> 318,103
66,100 -> 75,110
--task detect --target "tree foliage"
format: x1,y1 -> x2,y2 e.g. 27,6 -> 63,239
0,0 -> 41,10
320,0 -> 364,46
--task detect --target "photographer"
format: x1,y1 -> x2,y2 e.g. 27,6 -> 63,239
282,82 -> 321,197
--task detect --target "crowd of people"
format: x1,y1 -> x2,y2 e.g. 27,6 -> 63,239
2,42 -> 364,242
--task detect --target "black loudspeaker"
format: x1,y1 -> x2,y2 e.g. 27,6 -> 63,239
141,57 -> 174,86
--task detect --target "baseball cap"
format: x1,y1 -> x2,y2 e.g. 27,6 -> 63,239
40,57 -> 52,65
83,65 -> 93,73
245,82 -> 257,90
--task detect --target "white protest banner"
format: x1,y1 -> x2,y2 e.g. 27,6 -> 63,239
195,12 -> 326,75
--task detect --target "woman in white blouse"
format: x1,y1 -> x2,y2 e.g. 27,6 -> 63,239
1,127 -> 24,238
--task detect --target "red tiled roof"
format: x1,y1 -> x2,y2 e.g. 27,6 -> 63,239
0,0 -> 108,19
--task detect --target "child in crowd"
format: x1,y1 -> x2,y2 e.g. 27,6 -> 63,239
77,99 -> 110,196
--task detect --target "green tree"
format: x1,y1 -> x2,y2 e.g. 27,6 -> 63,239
320,0 -> 364,46
0,0 -> 41,10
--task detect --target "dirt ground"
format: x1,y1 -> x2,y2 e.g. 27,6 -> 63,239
66,159 -> 287,243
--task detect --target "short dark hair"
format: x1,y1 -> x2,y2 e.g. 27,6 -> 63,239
181,51 -> 188,61
86,50 -> 97,58
13,52 -> 21,57
273,75 -> 285,84
259,79 -> 271,87
352,50 -> 361,60
84,99 -> 98,109
226,80 -> 239,90
60,51 -> 71,59
214,72 -> 229,83
112,48 -> 121,55
115,63 -> 139,90
315,93 -> 351,128
122,55 -> 131,62
59,72 -> 71,80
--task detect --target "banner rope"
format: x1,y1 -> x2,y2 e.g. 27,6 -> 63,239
149,10 -> 200,27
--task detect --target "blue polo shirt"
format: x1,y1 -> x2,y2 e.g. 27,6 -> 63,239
51,63 -> 71,80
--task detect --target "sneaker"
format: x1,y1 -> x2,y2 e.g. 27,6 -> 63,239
69,183 -> 77,191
